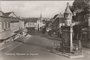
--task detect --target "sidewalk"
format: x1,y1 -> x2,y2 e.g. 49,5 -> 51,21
0,30 -> 14,40
0,30 -> 14,51
0,34 -> 31,51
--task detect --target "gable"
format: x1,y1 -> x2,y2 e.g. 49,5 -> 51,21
9,12 -> 16,17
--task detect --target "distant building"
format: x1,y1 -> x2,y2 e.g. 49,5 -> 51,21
24,18 -> 38,28
37,14 -> 45,31
24,16 -> 45,31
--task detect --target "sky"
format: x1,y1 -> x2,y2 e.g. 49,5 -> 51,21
0,1 -> 74,18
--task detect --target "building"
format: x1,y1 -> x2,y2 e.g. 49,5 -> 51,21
37,14 -> 45,31
24,16 -> 45,31
0,11 -> 25,41
50,13 -> 65,30
24,18 -> 38,28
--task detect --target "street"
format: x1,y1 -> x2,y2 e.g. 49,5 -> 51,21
0,32 -> 90,60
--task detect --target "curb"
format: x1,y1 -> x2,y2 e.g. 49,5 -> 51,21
51,49 -> 84,58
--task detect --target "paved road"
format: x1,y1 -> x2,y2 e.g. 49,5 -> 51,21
0,34 -> 90,60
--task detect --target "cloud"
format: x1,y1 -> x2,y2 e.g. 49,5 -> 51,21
1,1 -> 74,18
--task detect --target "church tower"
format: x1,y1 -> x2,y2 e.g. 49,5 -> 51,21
64,2 -> 73,26
40,13 -> 43,22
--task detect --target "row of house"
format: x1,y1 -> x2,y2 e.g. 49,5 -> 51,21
0,10 -> 46,40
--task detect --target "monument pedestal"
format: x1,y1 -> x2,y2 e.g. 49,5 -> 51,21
51,46 -> 83,58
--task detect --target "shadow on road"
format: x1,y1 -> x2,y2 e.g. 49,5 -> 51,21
13,30 -> 61,54
15,39 -> 53,51
28,30 -> 61,41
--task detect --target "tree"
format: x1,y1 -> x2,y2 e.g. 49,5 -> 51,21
73,0 -> 90,11
72,0 -> 89,49
70,0 -> 90,22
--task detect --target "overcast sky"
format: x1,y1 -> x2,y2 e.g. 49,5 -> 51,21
0,1 -> 74,18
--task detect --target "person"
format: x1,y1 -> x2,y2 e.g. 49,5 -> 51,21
42,26 -> 46,34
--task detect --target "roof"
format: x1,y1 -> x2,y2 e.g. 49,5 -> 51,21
57,13 -> 64,18
3,12 -> 12,17
52,13 -> 64,23
64,2 -> 72,14
0,11 -> 12,17
0,11 -> 21,22
0,17 -> 20,22
53,14 -> 59,19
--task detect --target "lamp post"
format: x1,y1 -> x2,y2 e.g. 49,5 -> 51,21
70,23 -> 73,52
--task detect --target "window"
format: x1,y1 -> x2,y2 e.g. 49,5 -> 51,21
0,22 -> 2,29
6,22 -> 10,28
8,22 -> 10,28
5,22 -> 7,28
2,22 -> 9,30
2,22 -> 4,29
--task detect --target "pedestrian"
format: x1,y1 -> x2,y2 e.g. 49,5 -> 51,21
42,26 -> 46,34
